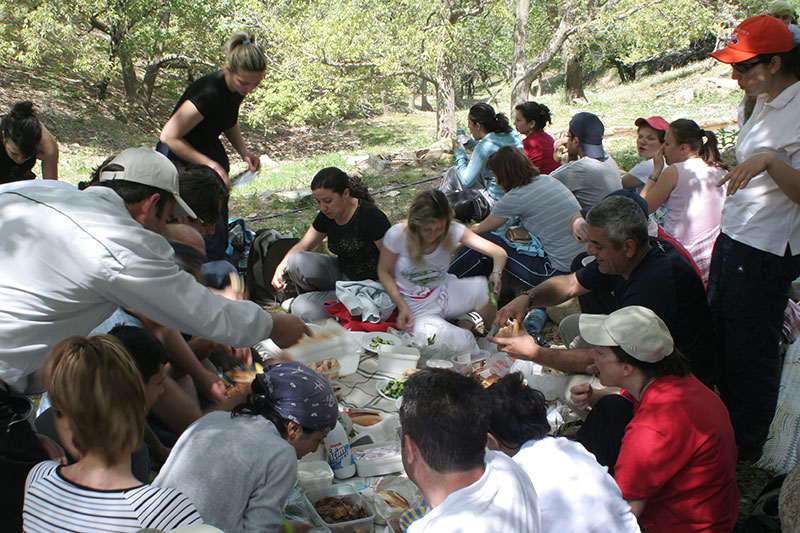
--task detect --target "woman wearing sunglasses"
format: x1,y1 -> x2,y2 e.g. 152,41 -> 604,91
708,14 -> 800,459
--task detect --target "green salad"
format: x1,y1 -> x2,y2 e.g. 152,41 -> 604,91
382,379 -> 405,399
369,336 -> 395,350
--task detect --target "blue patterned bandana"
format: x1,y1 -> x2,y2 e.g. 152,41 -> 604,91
256,361 -> 338,432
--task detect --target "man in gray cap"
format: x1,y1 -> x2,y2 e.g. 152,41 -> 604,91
550,112 -> 622,209
0,147 -> 307,528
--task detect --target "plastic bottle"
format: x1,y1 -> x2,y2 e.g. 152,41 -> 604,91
323,420 -> 356,479
523,307 -> 548,335
454,129 -> 470,145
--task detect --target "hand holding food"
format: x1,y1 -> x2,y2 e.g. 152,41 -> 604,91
495,318 -> 520,338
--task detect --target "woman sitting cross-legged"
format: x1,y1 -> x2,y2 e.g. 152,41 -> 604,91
378,189 -> 506,355
154,361 -> 338,533
449,146 -> 584,292
23,335 -> 203,533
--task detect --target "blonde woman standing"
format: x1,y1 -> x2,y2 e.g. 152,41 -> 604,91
158,31 -> 266,261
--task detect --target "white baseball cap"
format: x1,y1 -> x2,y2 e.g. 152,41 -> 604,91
578,305 -> 674,363
99,147 -> 197,219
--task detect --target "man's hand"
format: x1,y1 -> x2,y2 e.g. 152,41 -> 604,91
37,434 -> 67,465
270,313 -> 311,348
196,371 -> 228,404
494,294 -> 530,328
488,332 -> 541,361
271,267 -> 288,291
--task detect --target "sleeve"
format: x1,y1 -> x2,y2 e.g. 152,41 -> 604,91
186,81 -> 216,119
311,211 -> 329,234
449,222 -> 466,244
383,224 -> 404,254
364,204 -> 392,241
242,444 -> 298,532
523,135 -> 544,164
627,159 -> 654,181
549,161 -> 575,190
614,423 -> 691,501
455,140 -> 491,188
490,191 -> 520,219
575,261 -> 614,293
104,247 -> 273,348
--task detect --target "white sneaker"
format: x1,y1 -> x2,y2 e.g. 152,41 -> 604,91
280,297 -> 294,312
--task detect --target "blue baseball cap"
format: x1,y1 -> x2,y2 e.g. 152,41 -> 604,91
569,112 -> 606,159
580,188 -> 649,219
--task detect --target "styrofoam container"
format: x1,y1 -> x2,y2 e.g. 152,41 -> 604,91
297,460 -> 334,492
285,322 -> 360,377
377,344 -> 420,377
305,483 -> 374,532
352,441 -> 404,478
351,414 -> 401,447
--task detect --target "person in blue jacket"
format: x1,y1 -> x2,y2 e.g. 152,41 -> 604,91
439,103 -> 523,221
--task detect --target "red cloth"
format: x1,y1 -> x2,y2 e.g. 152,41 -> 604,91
614,374 -> 739,532
522,130 -> 561,174
324,301 -> 398,332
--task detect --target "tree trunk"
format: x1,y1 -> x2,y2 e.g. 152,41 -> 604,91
609,57 -> 636,82
419,79 -> 433,111
563,39 -> 586,104
510,0 -> 530,113
140,9 -> 170,106
435,55 -> 457,139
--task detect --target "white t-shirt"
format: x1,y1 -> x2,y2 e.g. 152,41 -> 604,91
382,222 -> 465,299
514,438 -> 641,533
724,80 -> 800,255
663,158 -> 725,249
408,450 -> 540,533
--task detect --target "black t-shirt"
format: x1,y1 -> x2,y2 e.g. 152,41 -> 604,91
312,200 -> 391,281
576,237 -> 717,384
0,143 -> 36,184
170,70 -> 244,150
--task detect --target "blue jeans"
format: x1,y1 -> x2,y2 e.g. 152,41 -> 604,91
448,231 -> 563,287
707,233 -> 800,453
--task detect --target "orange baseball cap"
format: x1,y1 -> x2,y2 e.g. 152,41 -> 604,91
710,15 -> 793,63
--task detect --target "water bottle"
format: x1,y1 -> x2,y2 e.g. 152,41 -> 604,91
454,129 -> 470,145
523,308 -> 548,335
323,420 -> 356,479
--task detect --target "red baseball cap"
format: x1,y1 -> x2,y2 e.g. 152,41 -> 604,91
710,15 -> 794,63
634,116 -> 669,132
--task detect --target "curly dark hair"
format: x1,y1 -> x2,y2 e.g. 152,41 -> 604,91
487,372 -> 550,449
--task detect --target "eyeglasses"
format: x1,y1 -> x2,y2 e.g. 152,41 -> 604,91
732,57 -> 770,73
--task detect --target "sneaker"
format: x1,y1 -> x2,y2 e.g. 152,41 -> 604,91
280,297 -> 294,312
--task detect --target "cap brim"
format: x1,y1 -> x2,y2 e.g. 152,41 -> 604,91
582,143 -> 606,159
578,314 -> 616,347
709,47 -> 758,64
173,195 -> 197,220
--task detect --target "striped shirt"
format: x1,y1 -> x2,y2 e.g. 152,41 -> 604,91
23,461 -> 203,533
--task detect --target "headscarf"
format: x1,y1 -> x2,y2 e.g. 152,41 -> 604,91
255,361 -> 338,432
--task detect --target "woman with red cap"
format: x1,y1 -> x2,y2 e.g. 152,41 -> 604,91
620,116 -> 669,191
708,14 -> 800,458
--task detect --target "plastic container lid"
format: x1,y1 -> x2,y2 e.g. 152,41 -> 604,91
351,441 -> 404,478
296,460 -> 334,492
425,359 -> 453,370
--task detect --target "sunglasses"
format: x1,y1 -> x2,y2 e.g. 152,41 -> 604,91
732,57 -> 770,73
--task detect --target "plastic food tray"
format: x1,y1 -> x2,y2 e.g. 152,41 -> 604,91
305,484 -> 375,533
297,460 -> 334,492
377,344 -> 420,378
351,441 -> 404,478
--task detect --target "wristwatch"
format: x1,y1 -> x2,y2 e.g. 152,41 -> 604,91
648,174 -> 659,182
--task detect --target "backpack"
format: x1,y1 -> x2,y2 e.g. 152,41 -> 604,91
245,228 -> 299,306
226,218 -> 256,273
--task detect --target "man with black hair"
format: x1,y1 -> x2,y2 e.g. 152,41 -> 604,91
486,373 -> 639,533
399,369 -> 540,532
550,112 -> 622,209
492,195 -> 717,387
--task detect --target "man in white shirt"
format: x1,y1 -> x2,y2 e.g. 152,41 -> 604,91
0,147 -> 307,528
550,112 -> 622,208
399,369 -> 540,532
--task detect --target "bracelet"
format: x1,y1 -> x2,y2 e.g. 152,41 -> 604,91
648,174 -> 659,182
491,269 -> 503,276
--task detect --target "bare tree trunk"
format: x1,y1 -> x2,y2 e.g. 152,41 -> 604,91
420,79 -> 433,111
140,8 -> 170,106
563,39 -> 586,104
435,55 -> 457,139
510,0 -> 530,114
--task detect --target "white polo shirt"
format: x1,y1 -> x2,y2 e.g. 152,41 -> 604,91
722,80 -> 800,256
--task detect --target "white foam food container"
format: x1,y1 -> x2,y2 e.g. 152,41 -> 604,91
285,321 -> 360,377
351,414 -> 401,447
377,344 -> 420,378
305,483 -> 374,532
352,441 -> 404,478
296,460 -> 334,492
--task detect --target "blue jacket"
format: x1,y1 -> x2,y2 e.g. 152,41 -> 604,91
454,131 -> 523,199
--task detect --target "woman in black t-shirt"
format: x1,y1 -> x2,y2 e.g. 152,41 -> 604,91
158,31 -> 266,260
1,101 -> 59,184
272,167 -> 392,322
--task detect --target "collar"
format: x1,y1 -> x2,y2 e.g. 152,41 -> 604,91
765,79 -> 800,110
